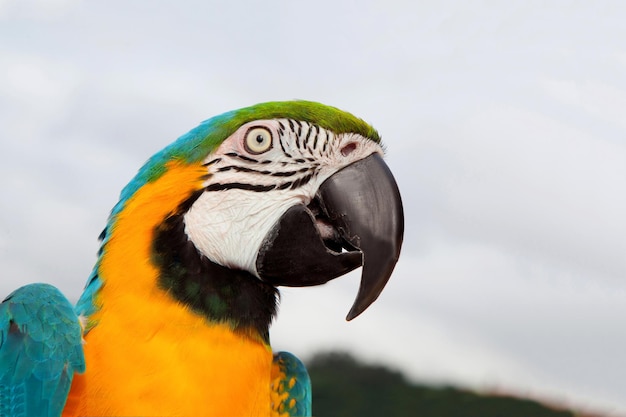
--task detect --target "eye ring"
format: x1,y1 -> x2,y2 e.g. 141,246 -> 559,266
244,126 -> 273,154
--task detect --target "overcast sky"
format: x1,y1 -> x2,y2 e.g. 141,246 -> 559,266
1,0 -> 625,414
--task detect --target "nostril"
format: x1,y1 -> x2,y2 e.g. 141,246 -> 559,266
341,142 -> 357,157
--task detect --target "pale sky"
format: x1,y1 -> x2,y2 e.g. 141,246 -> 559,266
1,0 -> 625,414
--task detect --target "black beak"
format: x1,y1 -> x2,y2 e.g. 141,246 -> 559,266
256,153 -> 404,320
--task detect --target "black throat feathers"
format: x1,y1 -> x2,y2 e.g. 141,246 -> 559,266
152,191 -> 279,343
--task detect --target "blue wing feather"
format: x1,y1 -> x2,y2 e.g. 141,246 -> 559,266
271,351 -> 312,417
0,283 -> 85,417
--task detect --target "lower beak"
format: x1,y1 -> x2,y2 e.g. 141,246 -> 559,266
256,153 -> 404,320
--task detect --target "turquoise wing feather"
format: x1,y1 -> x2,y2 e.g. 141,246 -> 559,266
271,351 -> 312,417
0,283 -> 85,417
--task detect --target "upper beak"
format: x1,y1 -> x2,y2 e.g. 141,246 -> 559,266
256,153 -> 404,320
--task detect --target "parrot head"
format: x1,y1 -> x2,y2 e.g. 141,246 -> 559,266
81,100 -> 403,338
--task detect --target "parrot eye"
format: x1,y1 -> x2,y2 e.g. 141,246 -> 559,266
244,127 -> 273,154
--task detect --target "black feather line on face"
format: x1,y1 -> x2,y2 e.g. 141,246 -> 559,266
224,152 -> 259,164
216,165 -> 302,178
205,183 -> 277,192
152,190 -> 278,343
278,134 -> 292,158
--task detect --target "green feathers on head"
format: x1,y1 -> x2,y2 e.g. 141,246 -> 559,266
172,100 -> 379,165
115,100 -> 380,215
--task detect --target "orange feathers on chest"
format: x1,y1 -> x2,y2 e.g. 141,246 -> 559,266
63,162 -> 275,416
65,301 -> 273,416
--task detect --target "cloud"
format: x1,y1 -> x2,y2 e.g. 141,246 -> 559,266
0,0 -> 83,20
542,77 -> 626,133
391,100 -> 626,284
0,52 -> 82,141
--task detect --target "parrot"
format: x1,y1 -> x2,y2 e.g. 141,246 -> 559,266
0,100 -> 404,416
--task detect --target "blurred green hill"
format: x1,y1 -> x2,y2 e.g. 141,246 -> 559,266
307,352 -> 591,417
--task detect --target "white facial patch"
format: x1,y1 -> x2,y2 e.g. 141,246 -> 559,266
183,119 -> 384,277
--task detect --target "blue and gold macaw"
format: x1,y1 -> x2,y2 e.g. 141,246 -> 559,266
0,101 -> 403,416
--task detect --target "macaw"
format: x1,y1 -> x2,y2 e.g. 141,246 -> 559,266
0,101 -> 403,416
